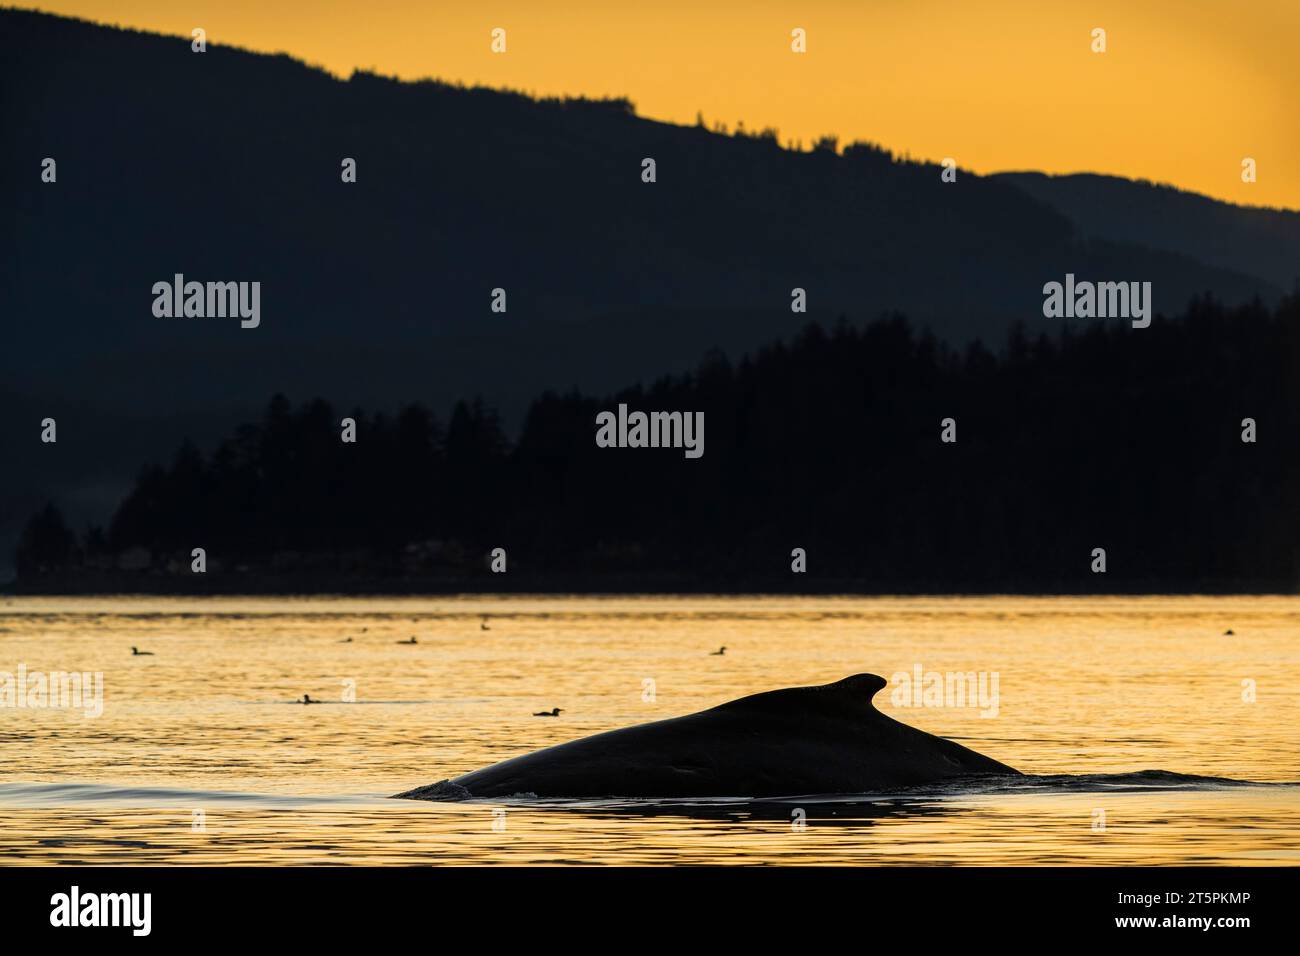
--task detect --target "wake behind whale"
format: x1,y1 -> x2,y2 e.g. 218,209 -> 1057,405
395,674 -> 1023,801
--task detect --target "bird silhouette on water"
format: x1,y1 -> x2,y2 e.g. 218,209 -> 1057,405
397,636 -> 418,645
481,616 -> 491,631
1224,629 -> 1235,635
301,694 -> 318,705
131,646 -> 154,656
533,707 -> 563,717
710,646 -> 727,656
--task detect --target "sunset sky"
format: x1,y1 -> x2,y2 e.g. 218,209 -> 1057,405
20,0 -> 1300,209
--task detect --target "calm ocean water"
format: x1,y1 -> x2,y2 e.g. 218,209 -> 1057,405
0,595 -> 1296,865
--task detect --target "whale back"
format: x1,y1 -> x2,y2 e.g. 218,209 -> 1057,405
396,673 -> 1019,800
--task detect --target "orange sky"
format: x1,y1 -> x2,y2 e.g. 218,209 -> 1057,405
21,0 -> 1300,209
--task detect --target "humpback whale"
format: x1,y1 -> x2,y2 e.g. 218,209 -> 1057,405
394,674 -> 1019,800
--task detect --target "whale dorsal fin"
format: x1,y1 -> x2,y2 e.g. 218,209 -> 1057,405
710,673 -> 887,718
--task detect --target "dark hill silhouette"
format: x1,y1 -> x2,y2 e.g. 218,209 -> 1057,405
1,9 -> 1293,578
16,296 -> 1300,594
993,172 -> 1300,292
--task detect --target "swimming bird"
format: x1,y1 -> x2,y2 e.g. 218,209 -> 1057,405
301,694 -> 318,705
481,616 -> 491,631
340,637 -> 353,643
533,708 -> 564,717
710,646 -> 727,656
130,646 -> 154,656
397,636 -> 418,645
1223,629 -> 1235,636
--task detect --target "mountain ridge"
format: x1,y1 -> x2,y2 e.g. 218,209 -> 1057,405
1,7 -> 1294,577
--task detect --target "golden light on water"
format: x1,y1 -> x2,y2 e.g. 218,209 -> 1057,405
2,595 -> 1297,865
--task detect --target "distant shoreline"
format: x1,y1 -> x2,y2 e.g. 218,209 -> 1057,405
6,572 -> 1293,598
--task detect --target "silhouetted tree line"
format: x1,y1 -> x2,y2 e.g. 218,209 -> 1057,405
16,296 -> 1300,592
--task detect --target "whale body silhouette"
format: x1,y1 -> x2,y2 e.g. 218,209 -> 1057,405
393,674 -> 1020,800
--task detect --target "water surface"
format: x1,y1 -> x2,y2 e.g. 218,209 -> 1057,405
1,595 -> 1296,864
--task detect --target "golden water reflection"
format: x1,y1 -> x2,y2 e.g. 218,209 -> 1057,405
1,595 -> 1296,865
